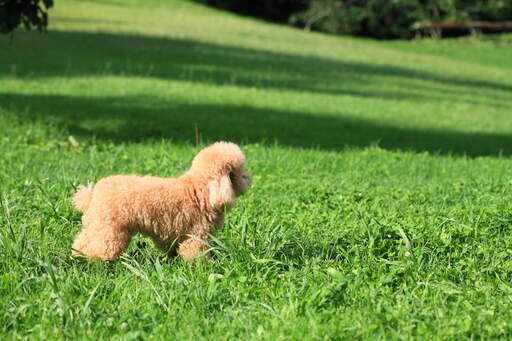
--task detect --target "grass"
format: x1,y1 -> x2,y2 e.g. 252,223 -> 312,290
1,0 -> 512,339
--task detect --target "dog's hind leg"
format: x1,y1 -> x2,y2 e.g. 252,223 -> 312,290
72,225 -> 132,261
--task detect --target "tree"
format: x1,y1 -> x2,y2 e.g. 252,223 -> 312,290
0,0 -> 53,34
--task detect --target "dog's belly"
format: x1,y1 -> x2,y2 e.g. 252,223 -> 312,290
132,198 -> 202,247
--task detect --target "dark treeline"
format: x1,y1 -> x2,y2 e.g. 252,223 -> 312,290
198,0 -> 512,39
2,0 -> 511,38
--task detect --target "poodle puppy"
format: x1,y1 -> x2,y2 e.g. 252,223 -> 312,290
71,142 -> 251,261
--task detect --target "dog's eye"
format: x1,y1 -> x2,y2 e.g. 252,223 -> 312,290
229,171 -> 236,182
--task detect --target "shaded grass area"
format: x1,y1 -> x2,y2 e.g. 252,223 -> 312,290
2,30 -> 511,156
2,92 -> 512,156
3,31 -> 512,94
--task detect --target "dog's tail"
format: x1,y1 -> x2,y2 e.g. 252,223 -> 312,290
72,184 -> 94,212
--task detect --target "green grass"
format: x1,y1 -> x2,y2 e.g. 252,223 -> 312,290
1,0 -> 512,339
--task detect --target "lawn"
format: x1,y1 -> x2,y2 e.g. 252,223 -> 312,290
1,0 -> 512,339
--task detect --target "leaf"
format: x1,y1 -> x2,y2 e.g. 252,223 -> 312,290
43,0 -> 54,9
68,135 -> 79,148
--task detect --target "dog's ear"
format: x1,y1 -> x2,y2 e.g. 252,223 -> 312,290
208,171 -> 235,210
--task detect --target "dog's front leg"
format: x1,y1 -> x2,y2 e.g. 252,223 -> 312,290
177,233 -> 211,261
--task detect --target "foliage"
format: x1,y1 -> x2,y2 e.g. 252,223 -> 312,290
199,0 -> 512,39
0,0 -> 53,34
291,0 -> 428,39
291,0 -> 512,39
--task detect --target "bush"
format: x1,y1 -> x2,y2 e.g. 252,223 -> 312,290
0,0 -> 53,34
199,0 -> 512,39
291,0 -> 512,39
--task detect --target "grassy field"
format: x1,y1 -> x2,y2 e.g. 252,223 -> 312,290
1,0 -> 512,339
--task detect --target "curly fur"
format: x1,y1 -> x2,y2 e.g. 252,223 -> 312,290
72,184 -> 93,212
71,142 -> 251,261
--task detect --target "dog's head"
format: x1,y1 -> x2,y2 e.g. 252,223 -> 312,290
190,142 -> 251,210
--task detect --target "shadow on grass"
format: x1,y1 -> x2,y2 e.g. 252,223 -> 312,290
2,93 -> 511,156
2,30 -> 512,101
1,30 -> 511,156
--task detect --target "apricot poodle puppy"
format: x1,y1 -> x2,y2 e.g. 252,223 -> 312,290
71,142 -> 251,261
